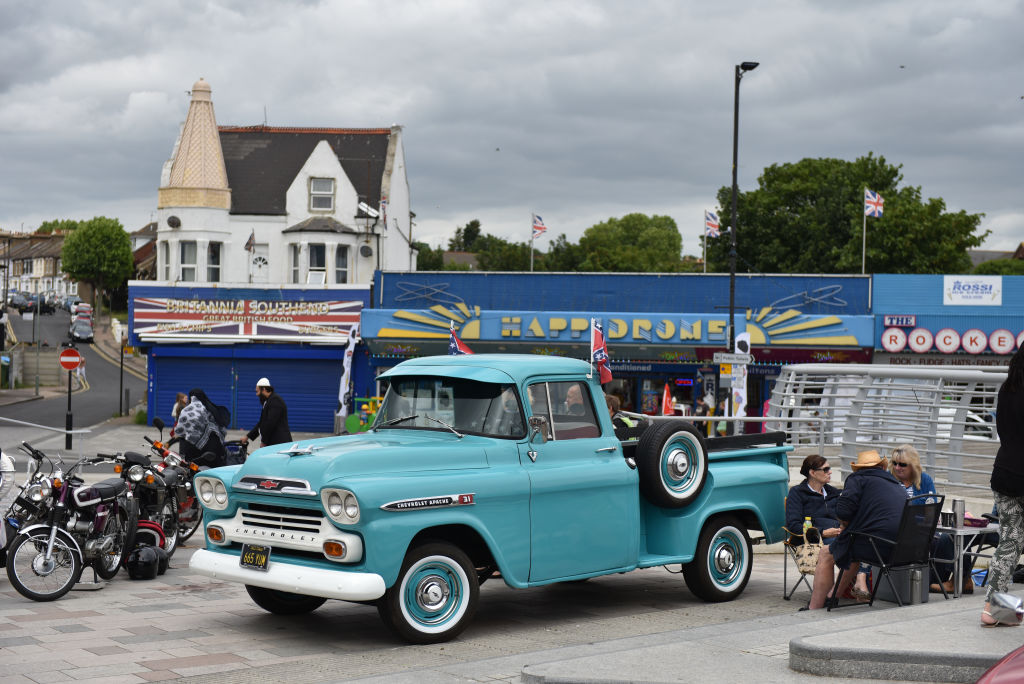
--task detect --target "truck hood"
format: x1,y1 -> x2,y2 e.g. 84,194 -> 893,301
234,430 -> 493,483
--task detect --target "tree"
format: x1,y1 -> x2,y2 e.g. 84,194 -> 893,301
447,219 -> 482,252
707,153 -> 988,274
543,234 -> 584,271
36,219 -> 80,234
475,234 -> 533,271
413,241 -> 445,270
577,213 -> 683,272
61,216 -> 133,315
974,258 -> 1024,275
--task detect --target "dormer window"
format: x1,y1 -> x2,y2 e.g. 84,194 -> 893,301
309,178 -> 335,211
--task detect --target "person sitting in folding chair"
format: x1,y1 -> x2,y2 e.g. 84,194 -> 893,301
807,449 -> 906,610
785,455 -> 841,601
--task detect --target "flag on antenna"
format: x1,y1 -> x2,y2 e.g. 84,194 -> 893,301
590,318 -> 612,384
449,321 -> 473,355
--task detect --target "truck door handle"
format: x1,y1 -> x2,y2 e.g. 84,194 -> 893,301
595,446 -> 617,453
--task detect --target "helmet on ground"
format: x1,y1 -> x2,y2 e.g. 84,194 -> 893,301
153,545 -> 169,575
134,520 -> 166,550
126,545 -> 160,580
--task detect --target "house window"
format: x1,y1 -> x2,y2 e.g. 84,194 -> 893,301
306,243 -> 326,284
335,245 -> 349,283
207,242 -> 222,282
160,242 -> 169,280
290,245 -> 300,283
180,241 -> 197,281
309,178 -> 335,211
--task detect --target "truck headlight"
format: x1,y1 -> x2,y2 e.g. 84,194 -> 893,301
322,488 -> 359,524
195,476 -> 228,510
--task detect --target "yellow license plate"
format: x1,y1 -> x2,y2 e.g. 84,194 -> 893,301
240,543 -> 271,571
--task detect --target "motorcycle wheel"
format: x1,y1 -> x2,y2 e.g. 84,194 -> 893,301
177,493 -> 203,543
93,500 -> 138,580
6,530 -> 83,601
155,496 -> 180,558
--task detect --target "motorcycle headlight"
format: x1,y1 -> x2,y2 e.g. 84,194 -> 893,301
321,488 -> 359,525
26,479 -> 52,502
195,476 -> 228,511
128,465 -> 145,482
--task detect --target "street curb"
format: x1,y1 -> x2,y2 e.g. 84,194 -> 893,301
788,636 -> 994,683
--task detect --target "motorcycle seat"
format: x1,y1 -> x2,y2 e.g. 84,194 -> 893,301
123,451 -> 150,467
72,478 -> 127,507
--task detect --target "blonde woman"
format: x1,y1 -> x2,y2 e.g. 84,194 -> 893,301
889,444 -> 970,594
889,444 -> 936,501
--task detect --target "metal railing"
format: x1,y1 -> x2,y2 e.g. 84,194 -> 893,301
766,363 -> 1005,493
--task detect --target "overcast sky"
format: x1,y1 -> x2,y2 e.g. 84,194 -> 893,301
1,0 -> 1021,259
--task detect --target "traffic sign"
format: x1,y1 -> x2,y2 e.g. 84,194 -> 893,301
712,352 -> 752,365
59,348 -> 83,371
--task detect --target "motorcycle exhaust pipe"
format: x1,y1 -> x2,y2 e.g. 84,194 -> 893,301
84,535 -> 114,557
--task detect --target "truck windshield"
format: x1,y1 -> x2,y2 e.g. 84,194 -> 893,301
375,376 -> 525,439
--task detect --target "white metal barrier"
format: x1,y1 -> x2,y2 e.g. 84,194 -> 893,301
766,364 -> 1005,491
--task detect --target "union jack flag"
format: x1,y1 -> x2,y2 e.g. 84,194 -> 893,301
704,210 -> 721,238
864,189 -> 884,217
590,318 -> 612,384
243,230 -> 255,251
531,213 -> 547,240
449,321 -> 473,355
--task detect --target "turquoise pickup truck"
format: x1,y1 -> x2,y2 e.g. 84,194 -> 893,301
189,354 -> 790,643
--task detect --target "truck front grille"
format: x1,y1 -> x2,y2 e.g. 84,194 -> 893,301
240,503 -> 323,533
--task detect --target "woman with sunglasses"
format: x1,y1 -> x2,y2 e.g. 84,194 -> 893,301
889,444 -> 971,594
786,455 -> 848,605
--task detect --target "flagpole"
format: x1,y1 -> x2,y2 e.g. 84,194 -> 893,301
861,186 -> 866,275
587,318 -> 595,380
703,226 -> 707,273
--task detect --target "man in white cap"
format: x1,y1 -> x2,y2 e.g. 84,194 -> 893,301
241,377 -> 292,448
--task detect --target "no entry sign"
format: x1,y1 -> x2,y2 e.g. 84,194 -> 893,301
59,348 -> 82,371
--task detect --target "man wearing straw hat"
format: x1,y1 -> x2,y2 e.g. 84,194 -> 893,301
808,449 -> 906,609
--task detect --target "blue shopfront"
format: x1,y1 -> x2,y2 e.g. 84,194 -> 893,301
127,283 -> 371,433
873,274 -> 1024,367
362,272 -> 876,428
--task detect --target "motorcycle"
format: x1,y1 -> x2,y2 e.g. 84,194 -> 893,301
113,441 -> 182,557
4,442 -> 138,601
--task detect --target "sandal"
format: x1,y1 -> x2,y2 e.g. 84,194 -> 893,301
981,610 -> 1003,627
851,588 -> 872,603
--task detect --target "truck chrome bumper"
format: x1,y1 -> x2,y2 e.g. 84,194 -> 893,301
189,549 -> 386,601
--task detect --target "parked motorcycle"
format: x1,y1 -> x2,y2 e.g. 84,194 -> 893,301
4,443 -> 138,601
113,444 -> 182,557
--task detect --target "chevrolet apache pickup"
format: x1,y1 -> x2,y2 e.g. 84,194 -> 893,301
189,354 -> 790,643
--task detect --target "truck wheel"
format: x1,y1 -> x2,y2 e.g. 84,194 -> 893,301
378,542 -> 479,644
245,585 -> 327,614
636,420 -> 708,508
683,516 -> 752,602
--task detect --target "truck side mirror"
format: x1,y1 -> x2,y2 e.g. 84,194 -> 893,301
528,416 -> 548,444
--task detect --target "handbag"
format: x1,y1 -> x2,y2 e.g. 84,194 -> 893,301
788,526 -> 822,575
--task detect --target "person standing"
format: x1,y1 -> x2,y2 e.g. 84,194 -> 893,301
981,347 -> 1024,627
241,377 -> 292,448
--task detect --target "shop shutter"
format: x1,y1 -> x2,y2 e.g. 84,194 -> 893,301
151,357 -> 235,428
235,358 -> 342,434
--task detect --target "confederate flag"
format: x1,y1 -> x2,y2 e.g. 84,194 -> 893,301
590,318 -> 613,384
449,322 -> 473,355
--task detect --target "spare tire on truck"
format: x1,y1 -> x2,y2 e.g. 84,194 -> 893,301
635,419 -> 708,508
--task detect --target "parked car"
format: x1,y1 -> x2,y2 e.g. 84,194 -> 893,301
189,354 -> 792,644
10,294 -> 29,313
69,319 -> 94,343
73,302 -> 93,317
64,295 -> 82,312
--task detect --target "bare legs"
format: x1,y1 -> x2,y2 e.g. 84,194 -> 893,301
808,545 -> 859,610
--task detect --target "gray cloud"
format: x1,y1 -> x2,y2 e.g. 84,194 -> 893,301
1,0 -> 1021,257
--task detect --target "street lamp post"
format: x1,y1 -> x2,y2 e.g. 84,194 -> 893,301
727,61 -> 758,433
728,61 -> 759,354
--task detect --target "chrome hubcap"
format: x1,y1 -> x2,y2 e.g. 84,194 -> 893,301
714,545 -> 735,574
416,576 -> 449,610
667,448 -> 690,478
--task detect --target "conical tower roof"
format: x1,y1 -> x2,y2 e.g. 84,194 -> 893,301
158,78 -> 231,209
